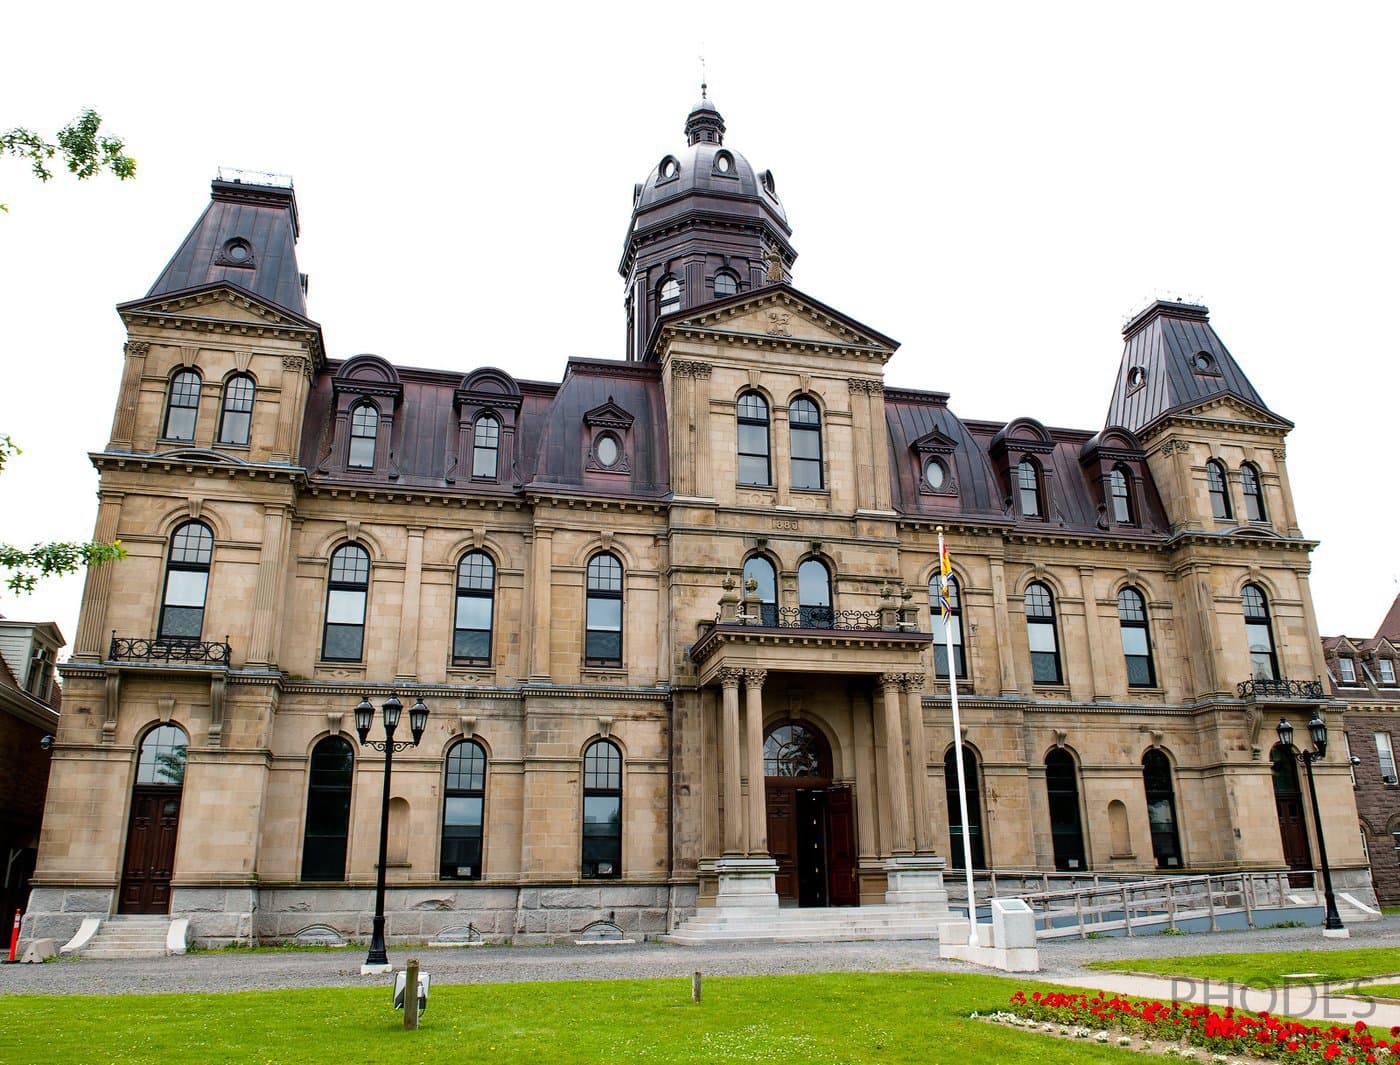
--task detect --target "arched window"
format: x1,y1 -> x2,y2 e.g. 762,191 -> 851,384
713,271 -> 738,298
441,740 -> 486,880
1117,587 -> 1155,688
216,374 -> 255,446
301,736 -> 353,881
929,574 -> 966,679
1242,583 -> 1278,681
1017,459 -> 1044,518
581,739 -> 622,878
322,544 -> 369,661
764,722 -> 829,777
789,396 -> 824,490
137,723 -> 188,786
348,403 -> 379,469
472,414 -> 500,479
1206,459 -> 1232,519
1109,465 -> 1134,524
1241,463 -> 1267,522
585,552 -> 623,666
945,745 -> 984,868
1025,581 -> 1062,684
1045,748 -> 1086,870
453,551 -> 495,664
797,558 -> 833,629
158,521 -> 213,641
162,369 -> 202,442
742,555 -> 778,626
736,391 -> 771,486
658,277 -> 681,315
1142,749 -> 1182,868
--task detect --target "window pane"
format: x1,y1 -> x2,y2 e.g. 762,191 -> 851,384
742,557 -> 776,604
1120,627 -> 1149,657
323,624 -> 364,660
738,423 -> 769,454
453,629 -> 491,660
586,554 -> 622,591
219,410 -> 251,445
585,630 -> 622,661
327,589 -> 366,625
444,795 -> 484,828
1377,734 -> 1397,780
349,435 -> 375,468
1126,656 -> 1154,687
455,595 -> 493,631
1031,652 -> 1061,685
798,561 -> 830,607
583,794 -> 621,830
792,458 -> 823,490
330,547 -> 369,585
472,447 -> 498,478
164,569 -> 209,609
790,428 -> 821,461
587,598 -> 622,632
137,725 -> 188,785
1028,622 -> 1058,654
738,455 -> 770,486
165,406 -> 197,442
160,605 -> 204,639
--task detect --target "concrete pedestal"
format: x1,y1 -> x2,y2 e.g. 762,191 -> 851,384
714,857 -> 780,910
883,855 -> 949,907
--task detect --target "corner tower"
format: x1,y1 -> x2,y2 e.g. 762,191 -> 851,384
620,91 -> 796,361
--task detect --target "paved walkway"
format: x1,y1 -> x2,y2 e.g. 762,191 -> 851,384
2,917 -> 1398,1032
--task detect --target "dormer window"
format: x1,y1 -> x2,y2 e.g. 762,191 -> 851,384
659,277 -> 681,315
659,156 -> 679,181
1339,657 -> 1357,685
594,432 -> 621,469
472,414 -> 500,478
1126,366 -> 1146,392
713,271 -> 739,298
1241,463 -> 1267,521
1017,459 -> 1044,518
714,151 -> 734,175
1192,351 -> 1220,375
1109,465 -> 1134,524
348,403 -> 379,469
1380,659 -> 1396,685
924,456 -> 947,491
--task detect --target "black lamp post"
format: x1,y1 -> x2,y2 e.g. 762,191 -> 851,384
1276,714 -> 1345,934
354,692 -> 429,972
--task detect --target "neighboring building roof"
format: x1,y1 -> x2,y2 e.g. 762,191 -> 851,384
145,177 -> 308,317
1377,592 -> 1400,640
1105,300 -> 1286,436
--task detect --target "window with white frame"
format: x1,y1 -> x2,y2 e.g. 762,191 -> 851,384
1377,732 -> 1397,785
1380,659 -> 1397,685
1339,657 -> 1357,685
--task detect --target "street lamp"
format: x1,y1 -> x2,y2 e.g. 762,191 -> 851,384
1275,715 -> 1346,936
354,692 -> 429,973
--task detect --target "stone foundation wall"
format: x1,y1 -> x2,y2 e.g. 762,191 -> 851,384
21,886 -> 114,947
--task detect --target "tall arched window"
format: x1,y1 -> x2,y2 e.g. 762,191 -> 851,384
945,745 -> 984,868
789,396 -> 823,490
1142,749 -> 1182,868
217,374 -> 255,446
1242,583 -> 1278,681
1025,581 -> 1062,684
1045,748 -> 1086,870
736,392 -> 771,486
137,723 -> 188,786
163,369 -> 202,442
453,551 -> 495,664
929,574 -> 966,679
1206,459 -> 1232,519
348,403 -> 379,469
658,277 -> 681,315
742,555 -> 778,626
713,271 -> 738,298
581,739 -> 622,878
1117,587 -> 1155,688
322,544 -> 370,661
159,521 -> 214,641
301,736 -> 353,881
1017,459 -> 1044,518
585,552 -> 623,666
472,414 -> 500,479
441,740 -> 486,880
1241,463 -> 1267,522
1109,465 -> 1134,524
798,558 -> 833,629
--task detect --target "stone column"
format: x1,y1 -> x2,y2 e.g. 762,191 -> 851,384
274,355 -> 312,462
902,673 -> 934,854
247,504 -> 289,666
879,672 -> 912,855
743,668 -> 768,856
988,556 -> 1020,695
1077,566 -> 1108,699
396,526 -> 424,682
108,341 -> 149,449
73,491 -> 126,660
527,526 -> 553,681
692,363 -> 714,499
719,668 -> 744,856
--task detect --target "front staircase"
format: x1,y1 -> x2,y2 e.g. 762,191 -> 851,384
77,915 -> 172,959
661,904 -> 954,945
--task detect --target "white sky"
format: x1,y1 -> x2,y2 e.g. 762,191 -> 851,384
1,1 -> 1396,652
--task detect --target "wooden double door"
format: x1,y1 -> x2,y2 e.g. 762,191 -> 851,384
765,782 -> 859,907
119,787 -> 182,914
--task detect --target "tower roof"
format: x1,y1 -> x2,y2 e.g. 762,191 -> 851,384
1105,300 -> 1286,435
684,88 -> 726,146
146,175 -> 307,316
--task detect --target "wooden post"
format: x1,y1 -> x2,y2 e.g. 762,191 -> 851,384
692,971 -> 702,1003
404,958 -> 420,1030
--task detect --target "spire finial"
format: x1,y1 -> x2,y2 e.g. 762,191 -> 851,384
700,53 -> 708,99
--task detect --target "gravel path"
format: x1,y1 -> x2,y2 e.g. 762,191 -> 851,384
1,918 -> 1397,997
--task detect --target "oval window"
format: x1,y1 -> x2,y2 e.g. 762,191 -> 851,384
596,434 -> 620,468
660,159 -> 677,179
716,154 -> 731,173
924,456 -> 945,490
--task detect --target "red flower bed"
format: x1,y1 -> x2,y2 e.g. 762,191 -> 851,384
1006,990 -> 1398,1064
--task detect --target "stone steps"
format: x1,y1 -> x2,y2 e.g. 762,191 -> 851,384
78,916 -> 171,959
660,904 -> 956,945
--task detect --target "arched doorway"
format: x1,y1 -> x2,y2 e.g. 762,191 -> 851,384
763,721 -> 857,907
1271,742 -> 1312,886
1044,748 -> 1086,871
1142,749 -> 1183,869
119,724 -> 188,913
944,745 -> 985,869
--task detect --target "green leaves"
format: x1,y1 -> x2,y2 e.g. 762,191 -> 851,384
2,108 -> 136,210
0,539 -> 127,594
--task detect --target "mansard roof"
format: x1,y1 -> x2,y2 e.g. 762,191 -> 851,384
1106,300 -> 1287,436
145,177 -> 307,317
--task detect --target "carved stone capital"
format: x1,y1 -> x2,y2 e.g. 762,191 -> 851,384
124,341 -> 150,358
282,354 -> 312,380
671,360 -> 713,379
899,673 -> 925,694
879,671 -> 904,691
718,667 -> 745,689
848,378 -> 884,394
742,668 -> 768,688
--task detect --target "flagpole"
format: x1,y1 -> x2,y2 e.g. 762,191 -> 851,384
937,525 -> 978,947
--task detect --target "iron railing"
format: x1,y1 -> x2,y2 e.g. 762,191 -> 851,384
1237,678 -> 1324,700
109,633 -> 231,665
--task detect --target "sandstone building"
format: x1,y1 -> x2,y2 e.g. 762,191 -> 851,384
24,96 -> 1373,946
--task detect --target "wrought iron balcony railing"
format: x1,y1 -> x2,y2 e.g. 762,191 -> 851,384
110,633 -> 232,665
716,607 -> 888,632
1236,678 -> 1324,700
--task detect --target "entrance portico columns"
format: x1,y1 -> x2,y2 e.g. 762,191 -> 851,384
900,673 -> 935,854
879,673 -> 913,855
719,668 -> 745,856
742,668 -> 768,856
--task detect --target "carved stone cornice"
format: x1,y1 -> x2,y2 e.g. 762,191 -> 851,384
848,378 -> 885,394
670,360 -> 713,379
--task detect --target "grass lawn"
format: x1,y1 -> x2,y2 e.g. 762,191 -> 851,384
0,971 -> 1147,1065
1086,947 -> 1400,989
